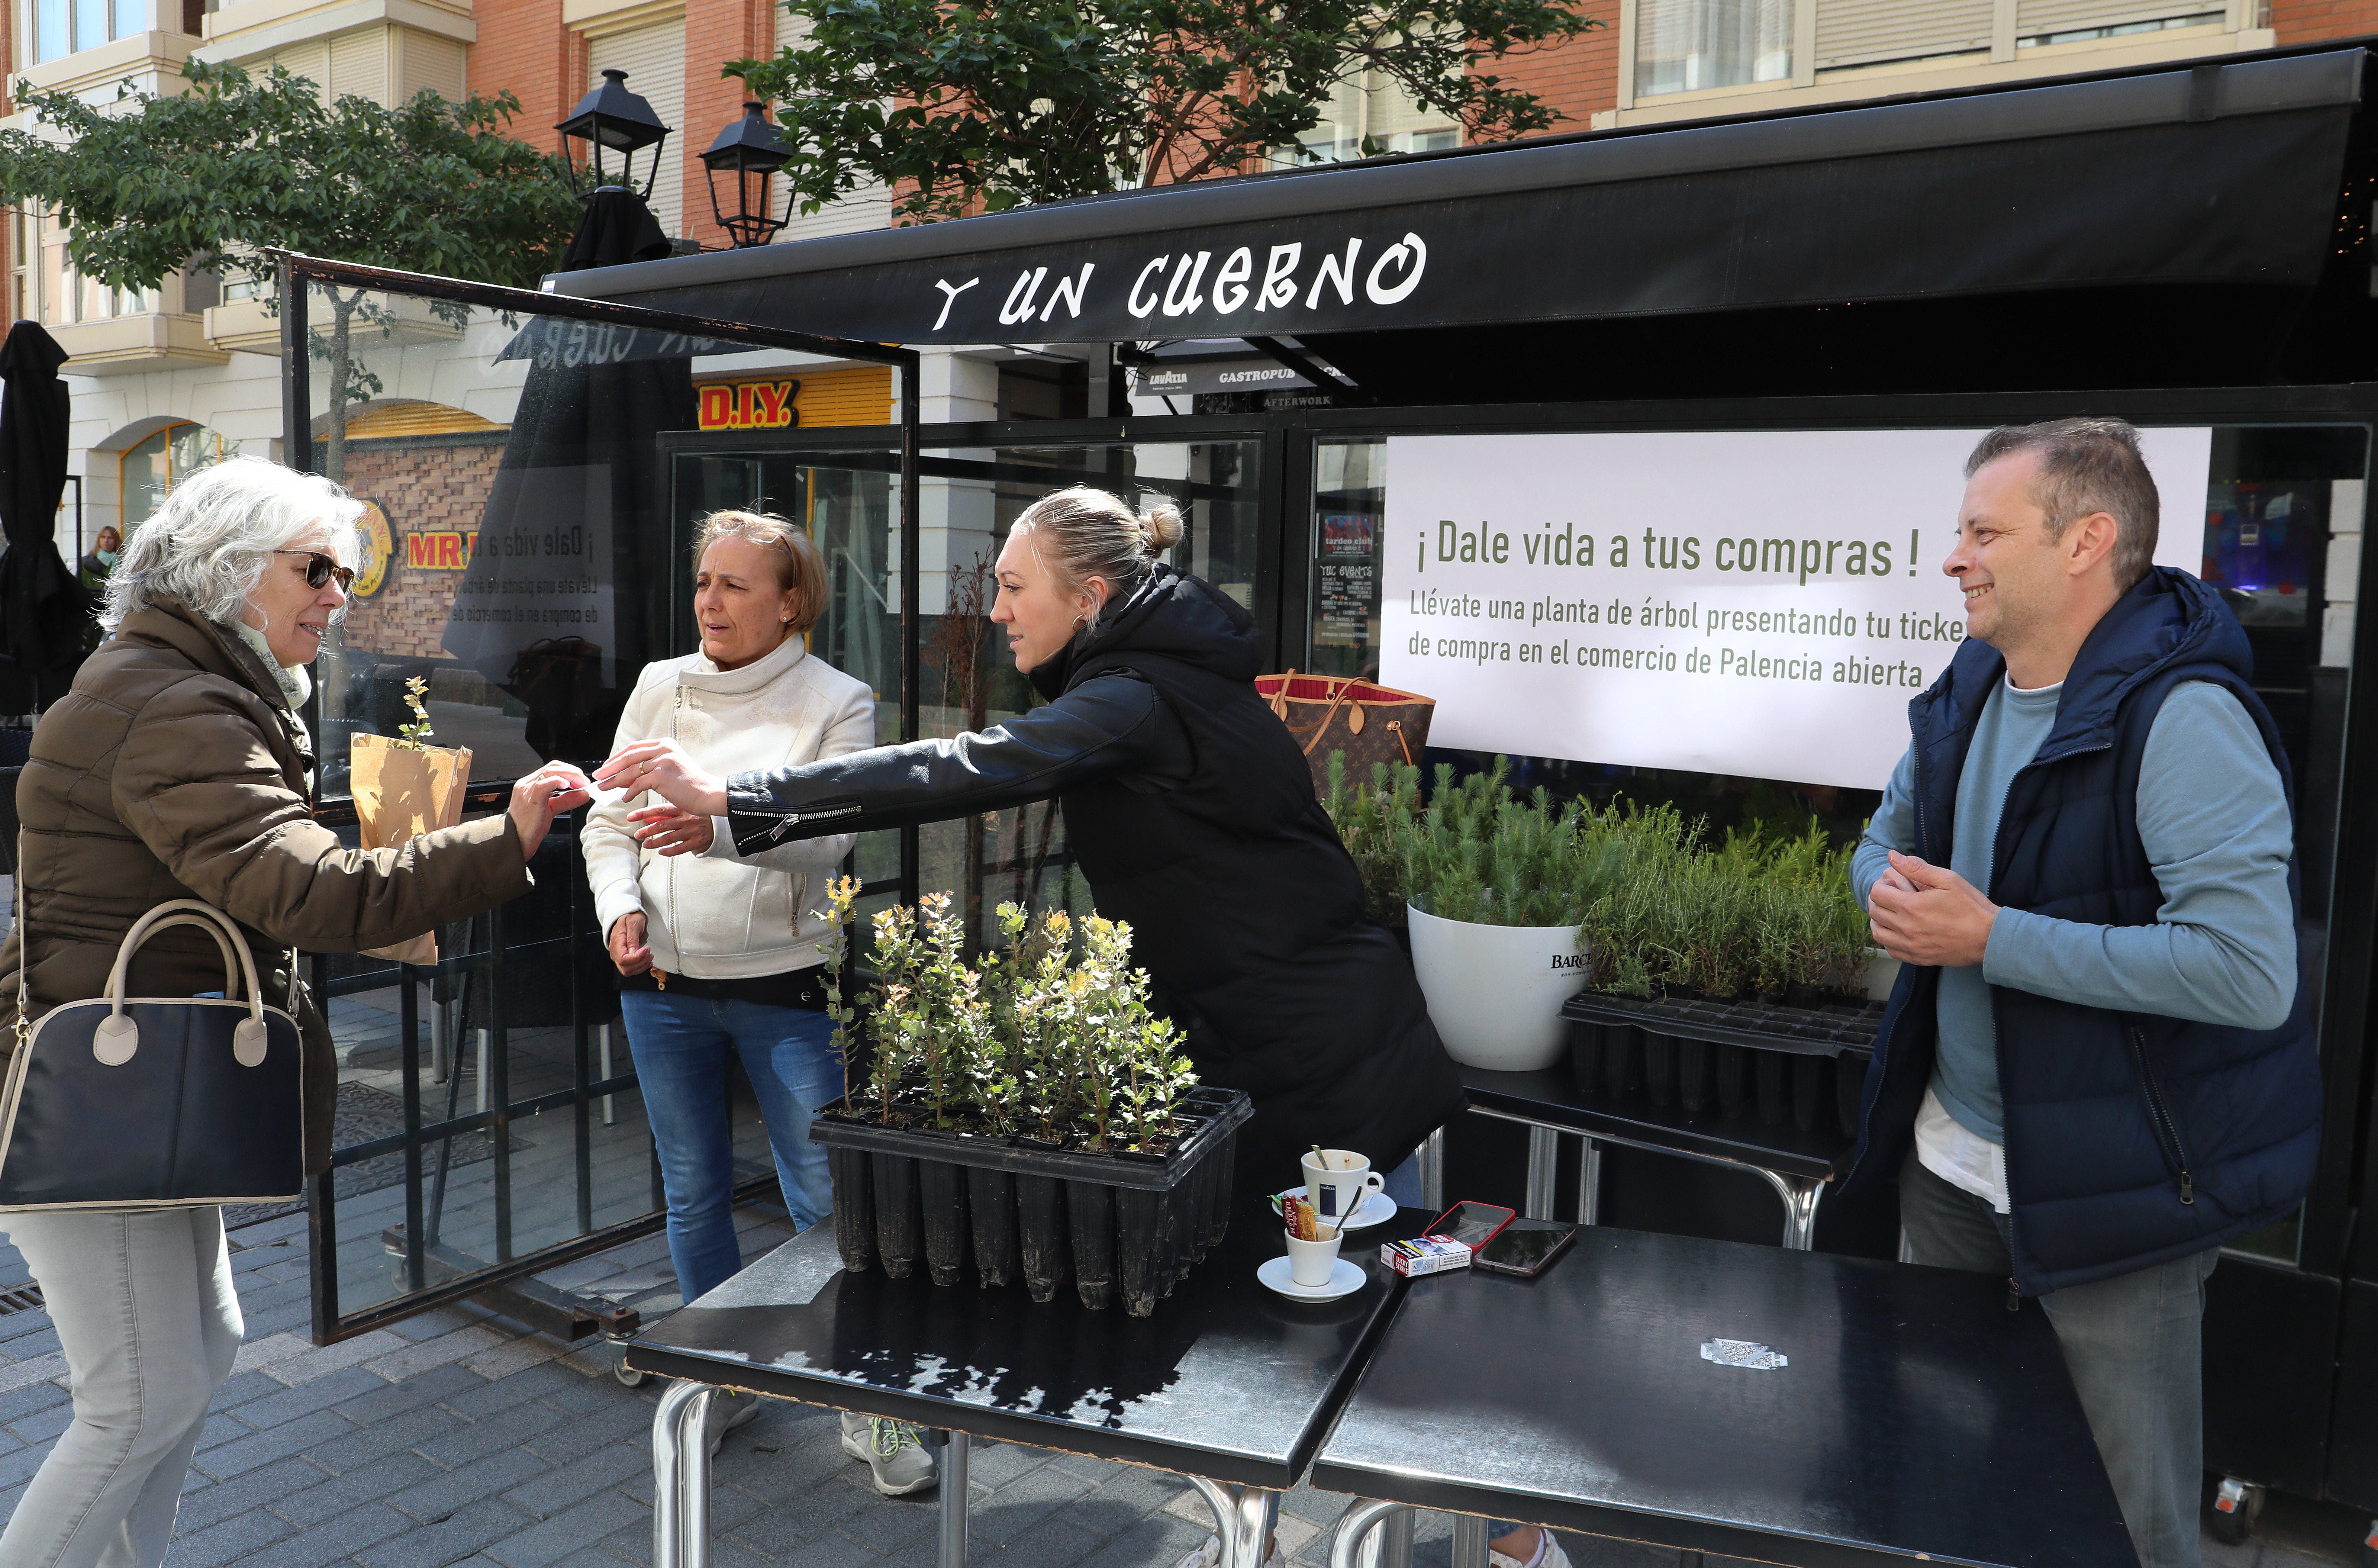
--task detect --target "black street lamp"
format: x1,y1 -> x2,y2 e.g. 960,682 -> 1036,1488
700,102 -> 793,249
557,68 -> 671,200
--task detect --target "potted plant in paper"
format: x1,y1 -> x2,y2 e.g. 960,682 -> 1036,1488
352,676 -> 473,965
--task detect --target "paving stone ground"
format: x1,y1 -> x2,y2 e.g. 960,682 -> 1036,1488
0,1165 -> 2352,1565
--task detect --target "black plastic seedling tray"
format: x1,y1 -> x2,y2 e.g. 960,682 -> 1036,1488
1561,993 -> 1885,1137
810,1085 -> 1253,1317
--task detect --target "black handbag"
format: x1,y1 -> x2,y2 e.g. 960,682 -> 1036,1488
0,886 -> 305,1210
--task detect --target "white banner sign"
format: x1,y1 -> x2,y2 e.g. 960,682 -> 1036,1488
1378,428 -> 2212,790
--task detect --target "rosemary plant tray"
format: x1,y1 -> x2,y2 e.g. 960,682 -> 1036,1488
1560,993 -> 1887,1139
811,1085 -> 1252,1318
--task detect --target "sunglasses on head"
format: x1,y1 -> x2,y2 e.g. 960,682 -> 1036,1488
273,549 -> 356,592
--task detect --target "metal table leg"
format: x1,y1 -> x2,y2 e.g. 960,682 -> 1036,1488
1450,1513 -> 1490,1568
1524,1128 -> 1559,1220
938,1430 -> 970,1568
1417,1126 -> 1447,1213
1187,1477 -> 1281,1568
1576,1136 -> 1601,1226
652,1380 -> 715,1568
1752,1170 -> 1826,1250
1330,1500 -> 1414,1568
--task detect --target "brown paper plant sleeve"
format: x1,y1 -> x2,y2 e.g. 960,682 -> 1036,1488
351,733 -> 474,966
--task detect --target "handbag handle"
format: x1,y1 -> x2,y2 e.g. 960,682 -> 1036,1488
136,915 -> 242,999
1299,678 -> 1360,758
94,900 -> 271,1069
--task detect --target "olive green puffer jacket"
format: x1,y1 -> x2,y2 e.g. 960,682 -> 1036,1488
0,596 -> 532,1175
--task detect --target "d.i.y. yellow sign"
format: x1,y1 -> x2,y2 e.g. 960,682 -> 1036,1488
698,380 -> 801,431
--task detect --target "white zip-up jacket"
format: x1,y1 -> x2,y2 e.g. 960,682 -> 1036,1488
583,635 -> 876,979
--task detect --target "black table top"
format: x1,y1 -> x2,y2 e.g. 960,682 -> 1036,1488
1461,1064 -> 1848,1181
1312,1227 -> 2136,1568
623,1214 -> 1406,1488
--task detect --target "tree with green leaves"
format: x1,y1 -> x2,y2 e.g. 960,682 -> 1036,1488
731,0 -> 1598,225
0,59 -> 580,480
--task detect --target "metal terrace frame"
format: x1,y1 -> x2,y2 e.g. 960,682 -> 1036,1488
273,252 -> 923,1343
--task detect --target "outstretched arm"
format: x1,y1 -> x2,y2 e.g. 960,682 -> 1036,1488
599,676 -> 1169,856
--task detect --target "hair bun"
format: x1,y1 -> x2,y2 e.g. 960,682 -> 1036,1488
1140,502 -> 1185,554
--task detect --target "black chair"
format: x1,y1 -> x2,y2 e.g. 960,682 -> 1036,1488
0,730 -> 30,769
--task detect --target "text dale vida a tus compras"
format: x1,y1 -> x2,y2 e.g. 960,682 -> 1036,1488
1402,518 -> 1963,689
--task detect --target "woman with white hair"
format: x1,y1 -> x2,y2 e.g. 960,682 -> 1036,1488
0,455 -> 591,1568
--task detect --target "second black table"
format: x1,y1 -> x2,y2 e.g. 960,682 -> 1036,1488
1314,1226 -> 2136,1568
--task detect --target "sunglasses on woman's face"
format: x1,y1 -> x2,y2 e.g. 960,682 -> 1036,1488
273,549 -> 356,592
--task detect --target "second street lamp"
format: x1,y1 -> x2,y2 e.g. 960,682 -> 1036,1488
557,68 -> 671,200
701,102 -> 793,249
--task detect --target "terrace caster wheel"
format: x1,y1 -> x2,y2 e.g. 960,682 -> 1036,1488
607,1338 -> 650,1388
2208,1477 -> 2262,1545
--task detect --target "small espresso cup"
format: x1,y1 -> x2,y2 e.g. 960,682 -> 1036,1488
1282,1225 -> 1343,1288
1302,1148 -> 1385,1225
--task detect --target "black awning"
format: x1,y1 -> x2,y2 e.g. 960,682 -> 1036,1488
560,47 -> 2365,348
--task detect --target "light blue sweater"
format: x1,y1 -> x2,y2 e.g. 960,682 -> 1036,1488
1850,678 -> 2297,1146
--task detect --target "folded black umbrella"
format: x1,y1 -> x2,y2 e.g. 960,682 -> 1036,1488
440,189 -> 695,762
0,321 -> 90,705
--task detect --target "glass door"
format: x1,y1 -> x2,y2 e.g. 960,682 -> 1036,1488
284,260 -> 916,1341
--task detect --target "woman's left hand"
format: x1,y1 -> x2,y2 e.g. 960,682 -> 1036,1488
595,738 -> 728,817
631,804 -> 715,857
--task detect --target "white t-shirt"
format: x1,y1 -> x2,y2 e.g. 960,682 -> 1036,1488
1914,1084 -> 2008,1214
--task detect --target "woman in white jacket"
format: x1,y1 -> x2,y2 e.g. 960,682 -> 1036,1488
583,509 -> 873,1291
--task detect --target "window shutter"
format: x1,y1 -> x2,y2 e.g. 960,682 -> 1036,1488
2014,0 -> 2215,39
1813,0 -> 1993,71
327,27 -> 386,103
272,40 -> 332,91
400,34 -> 467,104
770,7 -> 893,241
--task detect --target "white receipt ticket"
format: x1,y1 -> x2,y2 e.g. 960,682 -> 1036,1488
1700,1339 -> 1788,1371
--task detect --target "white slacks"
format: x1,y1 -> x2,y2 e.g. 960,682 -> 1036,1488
0,1207 -> 243,1568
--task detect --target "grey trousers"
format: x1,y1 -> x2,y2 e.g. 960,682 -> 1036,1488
0,1207 -> 243,1568
1898,1152 -> 2216,1568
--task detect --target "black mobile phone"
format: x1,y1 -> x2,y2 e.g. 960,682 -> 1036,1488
1473,1217 -> 1579,1278
1424,1201 -> 1516,1249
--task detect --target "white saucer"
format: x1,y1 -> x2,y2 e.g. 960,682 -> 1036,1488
1271,1188 -> 1398,1231
1257,1255 -> 1367,1302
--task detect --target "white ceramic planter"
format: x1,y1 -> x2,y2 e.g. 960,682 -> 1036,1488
1405,904 -> 1588,1072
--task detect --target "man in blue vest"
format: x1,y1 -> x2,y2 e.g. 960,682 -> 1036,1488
1846,418 -> 2320,1568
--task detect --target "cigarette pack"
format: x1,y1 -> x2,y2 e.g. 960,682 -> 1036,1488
1382,1234 -> 1472,1276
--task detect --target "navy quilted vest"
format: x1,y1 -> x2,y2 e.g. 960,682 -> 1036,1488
1842,568 -> 2321,1295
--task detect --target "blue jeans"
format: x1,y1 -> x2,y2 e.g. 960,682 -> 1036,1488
620,990 -> 842,1301
1899,1151 -> 2216,1568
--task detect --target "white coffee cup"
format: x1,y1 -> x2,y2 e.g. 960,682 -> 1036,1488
1302,1148 -> 1385,1226
1282,1225 -> 1343,1288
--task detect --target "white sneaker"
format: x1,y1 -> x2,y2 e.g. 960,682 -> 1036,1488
1487,1531 -> 1570,1568
705,1390 -> 761,1456
837,1411 -> 940,1495
1171,1533 -> 1282,1568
